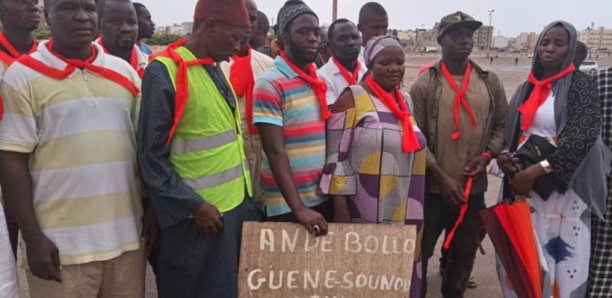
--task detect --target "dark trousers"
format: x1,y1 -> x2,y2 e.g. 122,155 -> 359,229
421,193 -> 485,298
267,198 -> 334,222
156,198 -> 261,298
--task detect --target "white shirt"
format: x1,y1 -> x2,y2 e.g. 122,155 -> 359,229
0,203 -> 18,298
317,58 -> 368,105
527,91 -> 557,138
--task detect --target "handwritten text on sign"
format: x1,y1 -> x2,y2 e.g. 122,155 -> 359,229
238,222 -> 417,298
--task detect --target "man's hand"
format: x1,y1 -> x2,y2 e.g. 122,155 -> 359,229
439,174 -> 466,206
293,206 -> 328,236
430,164 -> 465,206
26,234 -> 62,282
194,203 -> 224,235
464,155 -> 489,177
497,152 -> 520,176
141,206 -> 160,256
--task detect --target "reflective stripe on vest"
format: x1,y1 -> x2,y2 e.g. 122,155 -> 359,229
171,130 -> 237,154
155,46 -> 251,213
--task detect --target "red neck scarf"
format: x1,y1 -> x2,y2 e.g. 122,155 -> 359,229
365,75 -> 421,153
332,57 -> 360,85
97,38 -> 145,78
0,31 -> 37,65
440,61 -> 477,140
229,48 -> 257,133
157,39 -> 214,144
279,51 -> 330,120
518,64 -> 576,131
18,40 -> 139,97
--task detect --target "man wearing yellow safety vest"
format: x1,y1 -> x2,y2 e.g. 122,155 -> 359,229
136,0 -> 260,297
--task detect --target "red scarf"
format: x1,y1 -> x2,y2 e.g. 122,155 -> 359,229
440,61 -> 477,140
229,48 -> 257,133
518,64 -> 576,131
0,31 -> 37,66
279,51 -> 330,120
157,39 -> 214,144
332,57 -> 360,85
18,40 -> 140,98
97,38 -> 145,78
365,75 -> 421,153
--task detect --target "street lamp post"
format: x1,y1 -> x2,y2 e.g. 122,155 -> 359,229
487,9 -> 495,56
332,0 -> 338,21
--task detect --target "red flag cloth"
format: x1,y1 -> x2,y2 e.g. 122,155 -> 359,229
0,31 -> 37,65
365,75 -> 421,153
279,51 -> 330,120
18,40 -> 140,98
331,57 -> 360,85
229,48 -> 257,133
443,176 -> 474,249
156,39 -> 214,144
518,64 -> 575,131
439,61 -> 477,140
97,38 -> 145,78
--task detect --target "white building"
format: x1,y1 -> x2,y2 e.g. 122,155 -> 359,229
580,27 -> 612,50
182,22 -> 194,35
493,36 -> 509,49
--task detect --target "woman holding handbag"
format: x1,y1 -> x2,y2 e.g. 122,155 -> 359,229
497,21 -> 609,298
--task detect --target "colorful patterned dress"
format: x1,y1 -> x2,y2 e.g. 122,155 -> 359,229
319,85 -> 427,298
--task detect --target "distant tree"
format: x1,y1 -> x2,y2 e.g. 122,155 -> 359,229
147,34 -> 185,46
34,26 -> 51,40
392,29 -> 398,37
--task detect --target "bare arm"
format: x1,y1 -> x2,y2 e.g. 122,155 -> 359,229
0,151 -> 61,282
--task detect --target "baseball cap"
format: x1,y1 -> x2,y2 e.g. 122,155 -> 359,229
437,11 -> 482,38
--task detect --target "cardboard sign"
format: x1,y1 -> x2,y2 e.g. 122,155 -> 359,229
238,222 -> 417,298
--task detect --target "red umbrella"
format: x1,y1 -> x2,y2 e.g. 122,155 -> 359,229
480,200 -> 542,298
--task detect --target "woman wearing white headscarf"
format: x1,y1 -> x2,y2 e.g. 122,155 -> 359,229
497,21 -> 609,298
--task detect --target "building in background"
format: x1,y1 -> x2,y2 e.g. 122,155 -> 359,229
580,27 -> 612,51
474,25 -> 493,51
493,36 -> 509,50
182,22 -> 194,36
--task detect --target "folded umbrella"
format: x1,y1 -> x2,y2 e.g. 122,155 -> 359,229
480,199 -> 542,298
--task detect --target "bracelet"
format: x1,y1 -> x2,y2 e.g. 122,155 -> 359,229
481,151 -> 493,162
539,160 -> 553,174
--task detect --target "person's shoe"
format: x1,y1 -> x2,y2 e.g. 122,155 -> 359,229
466,276 -> 478,289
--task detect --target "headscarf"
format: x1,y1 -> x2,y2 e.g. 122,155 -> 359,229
363,35 -> 402,68
277,0 -> 317,37
505,21 -> 611,219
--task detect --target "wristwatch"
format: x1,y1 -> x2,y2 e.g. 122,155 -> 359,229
539,160 -> 553,174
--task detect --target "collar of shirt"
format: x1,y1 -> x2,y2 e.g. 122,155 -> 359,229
274,55 -> 299,78
37,40 -> 106,71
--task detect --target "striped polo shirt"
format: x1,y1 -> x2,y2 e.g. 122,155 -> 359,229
0,41 -> 142,265
252,56 -> 329,216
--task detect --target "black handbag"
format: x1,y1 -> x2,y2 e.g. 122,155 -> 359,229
514,134 -> 567,200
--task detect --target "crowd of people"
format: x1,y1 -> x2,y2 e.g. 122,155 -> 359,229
0,0 -> 611,298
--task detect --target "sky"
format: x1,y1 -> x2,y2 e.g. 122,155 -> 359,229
135,0 -> 612,37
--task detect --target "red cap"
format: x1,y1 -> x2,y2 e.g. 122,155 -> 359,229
194,0 -> 250,27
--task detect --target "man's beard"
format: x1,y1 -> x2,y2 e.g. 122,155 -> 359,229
288,37 -> 317,65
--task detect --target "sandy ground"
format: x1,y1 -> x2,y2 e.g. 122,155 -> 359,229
16,55 -> 612,297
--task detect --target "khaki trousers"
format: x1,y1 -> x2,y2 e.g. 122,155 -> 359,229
27,247 -> 145,298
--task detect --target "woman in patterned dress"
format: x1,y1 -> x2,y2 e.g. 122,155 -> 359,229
319,36 -> 427,298
497,21 -> 608,298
